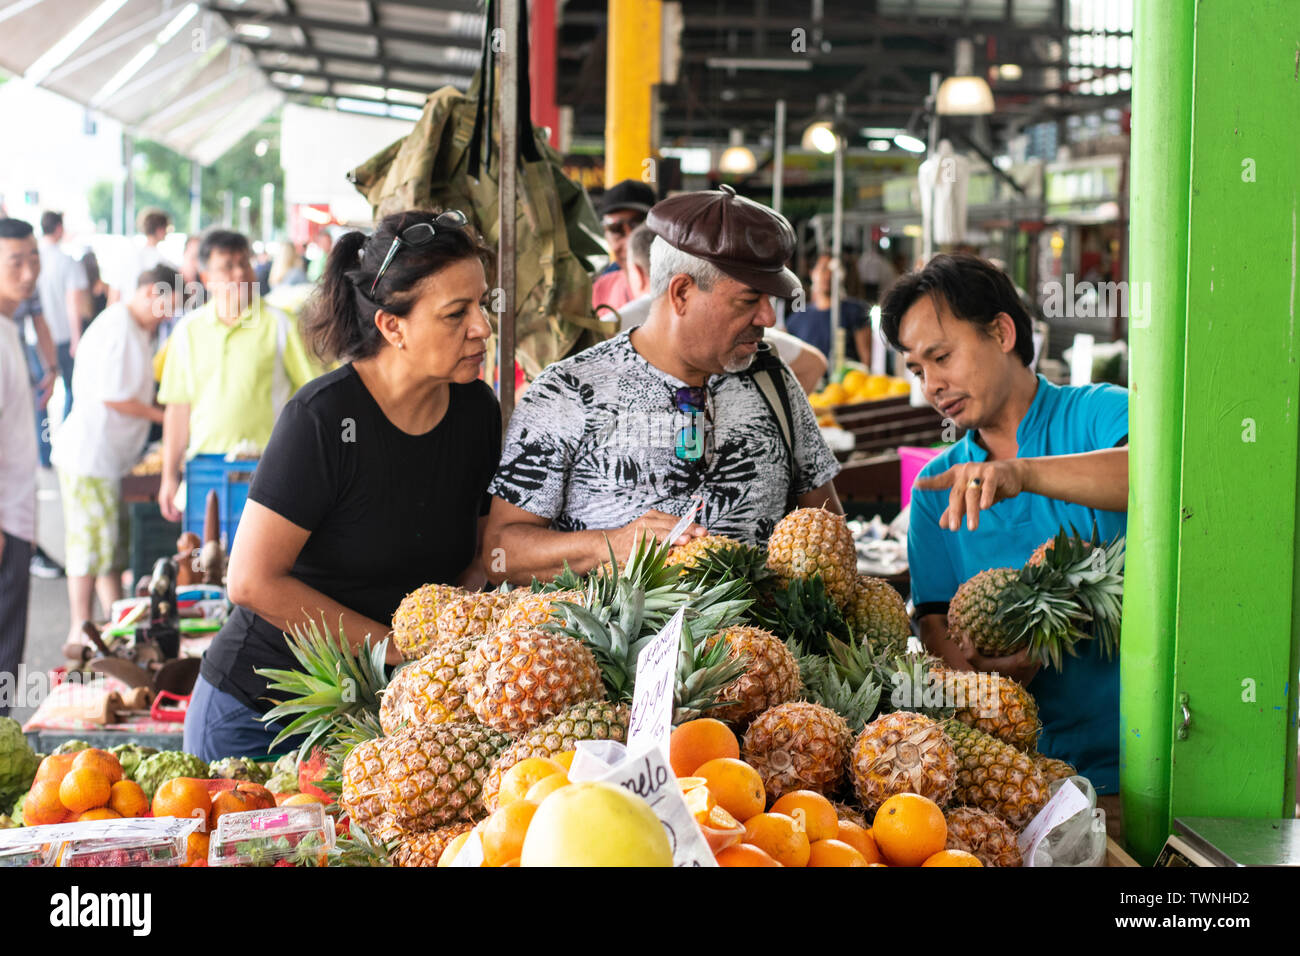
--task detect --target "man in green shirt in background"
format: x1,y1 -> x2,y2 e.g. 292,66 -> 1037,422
158,230 -> 322,522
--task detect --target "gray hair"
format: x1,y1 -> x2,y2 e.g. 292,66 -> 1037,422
648,235 -> 726,299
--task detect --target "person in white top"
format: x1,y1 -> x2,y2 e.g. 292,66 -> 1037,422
108,207 -> 171,306
50,264 -> 180,647
36,211 -> 89,419
0,218 -> 41,717
615,224 -> 828,393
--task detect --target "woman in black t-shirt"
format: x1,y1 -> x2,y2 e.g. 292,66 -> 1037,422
183,210 -> 500,761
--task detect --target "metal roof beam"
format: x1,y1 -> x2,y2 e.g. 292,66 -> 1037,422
206,2 -> 483,51
241,39 -> 474,77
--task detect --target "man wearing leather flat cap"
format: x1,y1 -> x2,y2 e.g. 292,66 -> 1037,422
484,185 -> 843,584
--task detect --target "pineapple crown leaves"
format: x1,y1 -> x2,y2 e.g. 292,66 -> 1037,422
673,618 -> 750,724
255,616 -> 391,756
676,541 -> 772,592
868,649 -> 957,722
749,573 -> 850,653
329,825 -> 395,868
784,636 -> 883,731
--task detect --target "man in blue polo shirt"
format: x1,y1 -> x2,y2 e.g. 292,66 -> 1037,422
880,253 -> 1129,804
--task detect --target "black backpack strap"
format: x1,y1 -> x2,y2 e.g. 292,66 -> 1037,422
747,344 -> 799,512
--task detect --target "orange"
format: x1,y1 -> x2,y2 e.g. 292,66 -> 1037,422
480,800 -> 539,867
715,843 -> 781,867
871,793 -> 947,867
438,832 -> 472,867
770,790 -> 839,843
23,780 -> 70,825
281,793 -> 325,806
108,780 -> 149,818
743,812 -> 811,868
152,777 -> 213,832
669,718 -> 740,777
71,748 -> 124,784
499,858 -> 520,867
808,838 -> 869,867
683,783 -> 716,821
552,750 -> 576,771
497,757 -> 566,808
76,807 -> 122,821
694,758 -> 765,823
836,820 -> 883,864
867,862 -> 889,867
185,831 -> 210,866
922,849 -> 983,867
34,753 -> 76,786
59,767 -> 112,814
524,773 -> 570,804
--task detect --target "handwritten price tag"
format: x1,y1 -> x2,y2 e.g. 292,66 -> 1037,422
596,745 -> 717,867
1019,778 -> 1090,865
666,499 -> 703,543
626,609 -> 683,755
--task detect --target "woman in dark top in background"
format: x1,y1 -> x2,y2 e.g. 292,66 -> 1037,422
184,209 -> 499,760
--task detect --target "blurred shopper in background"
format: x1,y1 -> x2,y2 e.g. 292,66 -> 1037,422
306,230 -> 333,282
618,224 -> 827,394
786,252 -> 871,367
591,179 -> 655,312
0,218 -> 41,714
268,241 -> 308,289
180,233 -> 206,312
157,230 -> 322,522
36,212 -> 88,418
109,207 -> 171,305
51,265 -> 179,647
80,250 -> 108,322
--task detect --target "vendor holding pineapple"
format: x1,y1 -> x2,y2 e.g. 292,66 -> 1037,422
483,186 -> 843,584
880,253 -> 1128,797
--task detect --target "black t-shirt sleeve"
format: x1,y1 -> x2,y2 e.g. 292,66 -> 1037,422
247,399 -> 338,532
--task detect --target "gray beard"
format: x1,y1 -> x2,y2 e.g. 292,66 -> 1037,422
723,351 -> 757,374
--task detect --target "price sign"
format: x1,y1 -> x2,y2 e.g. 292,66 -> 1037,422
626,608 -> 683,755
596,745 -> 717,867
666,499 -> 703,543
1018,778 -> 1091,865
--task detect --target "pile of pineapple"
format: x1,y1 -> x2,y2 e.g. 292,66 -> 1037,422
265,510 -> 1122,867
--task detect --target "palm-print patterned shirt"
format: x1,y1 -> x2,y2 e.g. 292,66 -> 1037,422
488,331 -> 840,545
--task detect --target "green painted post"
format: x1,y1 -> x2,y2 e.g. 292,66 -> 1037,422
1171,0 -> 1300,823
1122,0 -> 1193,863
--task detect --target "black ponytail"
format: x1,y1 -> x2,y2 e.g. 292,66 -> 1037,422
300,209 -> 490,364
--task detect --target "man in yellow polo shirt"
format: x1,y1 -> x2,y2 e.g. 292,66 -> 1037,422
158,230 -> 322,521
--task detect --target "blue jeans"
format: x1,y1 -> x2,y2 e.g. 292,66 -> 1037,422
183,674 -> 300,762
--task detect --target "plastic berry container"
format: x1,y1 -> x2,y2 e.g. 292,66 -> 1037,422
208,804 -> 335,867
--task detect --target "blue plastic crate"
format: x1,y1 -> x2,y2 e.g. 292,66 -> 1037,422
184,454 -> 258,550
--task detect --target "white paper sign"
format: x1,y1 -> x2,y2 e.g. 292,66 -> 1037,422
567,739 -> 628,782
667,499 -> 703,543
596,744 -> 718,867
1018,777 -> 1091,865
626,609 -> 684,755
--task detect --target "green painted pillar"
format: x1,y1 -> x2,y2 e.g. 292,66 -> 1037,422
1170,0 -> 1300,824
1127,0 -> 1300,864
1122,0 -> 1192,864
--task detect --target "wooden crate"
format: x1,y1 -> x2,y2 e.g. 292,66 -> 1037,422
829,396 -> 949,457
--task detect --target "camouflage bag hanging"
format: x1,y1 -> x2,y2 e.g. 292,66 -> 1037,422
348,2 -> 611,379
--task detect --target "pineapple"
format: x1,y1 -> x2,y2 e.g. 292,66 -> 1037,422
742,701 -> 853,801
340,737 -> 402,844
930,663 -> 1041,753
379,722 -> 510,830
765,507 -> 859,608
845,575 -> 912,660
436,590 -> 512,643
945,807 -> 1023,867
379,636 -> 479,735
665,534 -> 747,571
482,701 -> 629,810
705,626 -> 803,726
851,711 -> 958,812
947,526 -> 1125,669
494,588 -> 583,631
392,583 -> 467,659
944,719 -> 1049,828
392,821 -> 475,867
1032,753 -> 1078,783
464,628 -> 603,734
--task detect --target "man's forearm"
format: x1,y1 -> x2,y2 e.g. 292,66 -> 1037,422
32,313 -> 56,369
919,614 -> 970,671
1018,447 -> 1128,512
161,404 -> 189,481
485,523 -> 622,585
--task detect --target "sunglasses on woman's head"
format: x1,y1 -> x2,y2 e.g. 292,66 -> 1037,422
369,210 -> 469,296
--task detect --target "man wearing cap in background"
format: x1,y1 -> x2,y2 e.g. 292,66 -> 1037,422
591,179 -> 656,313
484,185 -> 843,584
